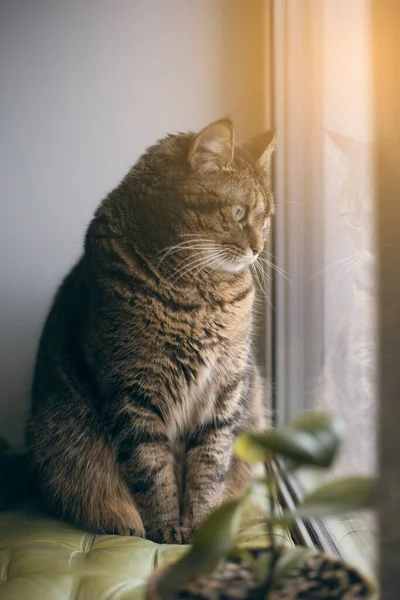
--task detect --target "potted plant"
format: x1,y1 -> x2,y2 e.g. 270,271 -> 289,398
146,412 -> 377,600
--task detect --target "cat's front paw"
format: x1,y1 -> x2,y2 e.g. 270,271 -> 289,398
147,524 -> 193,545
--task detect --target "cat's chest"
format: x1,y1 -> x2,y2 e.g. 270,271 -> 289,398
168,359 -> 218,441
165,330 -> 247,441
144,290 -> 252,440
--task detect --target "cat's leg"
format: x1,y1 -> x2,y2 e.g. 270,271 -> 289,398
223,457 -> 255,500
224,369 -> 269,499
181,379 -> 247,538
182,368 -> 268,535
114,400 -> 183,544
182,422 -> 235,538
120,441 -> 185,544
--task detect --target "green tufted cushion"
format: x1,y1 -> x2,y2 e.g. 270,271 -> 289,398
0,485 -> 292,600
0,510 -> 186,600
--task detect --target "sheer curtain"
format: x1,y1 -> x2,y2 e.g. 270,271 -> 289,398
271,0 -> 376,572
272,0 -> 376,476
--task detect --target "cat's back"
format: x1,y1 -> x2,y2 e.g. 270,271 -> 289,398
31,257 -> 89,408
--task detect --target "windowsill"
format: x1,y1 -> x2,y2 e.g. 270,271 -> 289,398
291,467 -> 377,579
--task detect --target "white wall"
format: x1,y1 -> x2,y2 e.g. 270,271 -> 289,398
0,0 -> 267,444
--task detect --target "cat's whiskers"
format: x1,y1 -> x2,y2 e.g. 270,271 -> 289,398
169,253 -> 211,281
158,237 -> 210,254
158,238 -> 213,252
262,248 -> 277,260
171,245 -> 222,271
157,239 -> 216,265
180,233 -> 209,238
256,255 -> 291,282
172,255 -> 222,282
186,250 -> 229,278
178,253 -> 221,278
169,249 -> 225,282
158,244 -> 218,267
251,260 -> 275,312
252,253 -> 270,279
192,252 -> 228,278
227,254 -> 237,271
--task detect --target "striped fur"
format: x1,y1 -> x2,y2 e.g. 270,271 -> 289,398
26,119 -> 275,543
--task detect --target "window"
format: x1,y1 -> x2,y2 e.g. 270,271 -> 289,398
270,0 -> 376,575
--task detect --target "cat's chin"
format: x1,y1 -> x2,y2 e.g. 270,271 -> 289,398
215,255 -> 256,273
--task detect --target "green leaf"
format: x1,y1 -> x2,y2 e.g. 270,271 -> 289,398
296,476 -> 376,516
251,551 -> 275,583
261,477 -> 376,524
229,547 -> 254,563
236,413 -> 342,468
157,547 -> 214,597
235,434 -> 268,462
236,516 -> 266,529
272,547 -> 319,586
193,495 -> 246,548
158,496 -> 246,597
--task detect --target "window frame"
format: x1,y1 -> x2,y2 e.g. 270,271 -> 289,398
372,1 -> 400,595
272,0 -> 325,428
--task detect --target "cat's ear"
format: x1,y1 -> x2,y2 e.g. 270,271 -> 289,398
188,118 -> 234,172
242,129 -> 276,172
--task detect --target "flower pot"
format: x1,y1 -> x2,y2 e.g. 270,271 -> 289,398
146,546 -> 375,600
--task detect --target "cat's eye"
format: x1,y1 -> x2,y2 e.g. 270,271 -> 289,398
232,205 -> 246,222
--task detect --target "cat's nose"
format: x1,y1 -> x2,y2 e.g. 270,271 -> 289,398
249,237 -> 264,256
251,242 -> 264,256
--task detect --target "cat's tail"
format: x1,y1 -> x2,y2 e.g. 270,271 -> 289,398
26,410 -> 145,537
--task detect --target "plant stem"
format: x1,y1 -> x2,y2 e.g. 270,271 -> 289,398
264,458 -> 276,553
262,458 -> 278,600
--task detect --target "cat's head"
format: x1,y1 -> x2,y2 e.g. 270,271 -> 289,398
125,118 -> 275,278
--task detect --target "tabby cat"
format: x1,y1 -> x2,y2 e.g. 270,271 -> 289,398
26,119 -> 275,544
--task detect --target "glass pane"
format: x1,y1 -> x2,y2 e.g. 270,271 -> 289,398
272,0 -> 377,573
314,1 -> 377,478
273,0 -> 377,476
